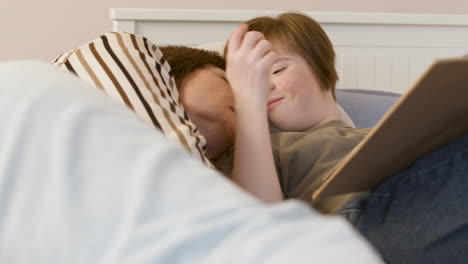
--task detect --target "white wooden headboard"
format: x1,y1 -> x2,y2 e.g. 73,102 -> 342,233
110,9 -> 468,93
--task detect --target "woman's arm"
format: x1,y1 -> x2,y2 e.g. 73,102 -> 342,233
226,25 -> 283,203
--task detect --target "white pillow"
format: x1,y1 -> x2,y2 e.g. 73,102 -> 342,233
194,42 -> 356,128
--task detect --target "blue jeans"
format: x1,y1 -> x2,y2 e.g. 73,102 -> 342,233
341,133 -> 468,263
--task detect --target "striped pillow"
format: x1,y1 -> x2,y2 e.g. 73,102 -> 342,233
52,32 -> 213,168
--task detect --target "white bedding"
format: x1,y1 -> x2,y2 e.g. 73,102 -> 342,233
0,61 -> 381,263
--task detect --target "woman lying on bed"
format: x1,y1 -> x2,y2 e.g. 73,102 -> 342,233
49,14 -> 468,263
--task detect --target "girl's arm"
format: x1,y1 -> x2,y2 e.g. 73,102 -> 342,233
226,25 -> 282,203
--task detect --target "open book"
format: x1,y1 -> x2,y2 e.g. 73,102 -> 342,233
313,57 -> 468,200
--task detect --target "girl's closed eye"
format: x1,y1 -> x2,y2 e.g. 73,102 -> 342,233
273,67 -> 286,75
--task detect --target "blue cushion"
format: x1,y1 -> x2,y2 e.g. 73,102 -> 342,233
336,89 -> 401,128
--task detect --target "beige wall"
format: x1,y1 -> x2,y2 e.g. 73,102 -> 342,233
1,0 -> 467,62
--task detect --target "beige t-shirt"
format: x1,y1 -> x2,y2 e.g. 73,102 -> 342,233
214,120 -> 370,213
271,120 -> 370,213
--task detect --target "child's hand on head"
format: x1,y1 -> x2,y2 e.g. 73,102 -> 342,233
226,24 -> 278,113
225,25 -> 283,203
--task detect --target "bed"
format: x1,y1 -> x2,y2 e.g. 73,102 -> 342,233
1,10 -> 467,263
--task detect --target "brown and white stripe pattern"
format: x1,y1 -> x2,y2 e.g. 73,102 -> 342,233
52,32 -> 213,168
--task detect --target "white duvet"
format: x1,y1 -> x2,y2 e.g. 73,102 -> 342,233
0,61 -> 381,263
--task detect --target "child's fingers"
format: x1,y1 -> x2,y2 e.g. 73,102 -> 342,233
258,51 -> 279,74
252,39 -> 274,59
239,31 -> 265,52
227,24 -> 248,57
